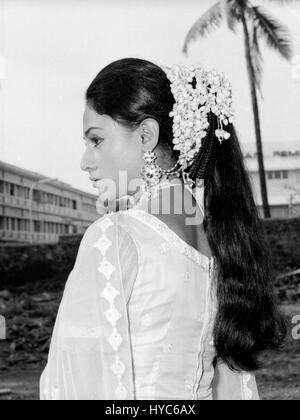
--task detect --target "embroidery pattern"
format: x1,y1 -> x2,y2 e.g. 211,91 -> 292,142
94,215 -> 128,399
126,209 -> 213,271
242,372 -> 254,400
192,258 -> 216,399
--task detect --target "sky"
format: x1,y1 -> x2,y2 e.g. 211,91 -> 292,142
0,0 -> 299,194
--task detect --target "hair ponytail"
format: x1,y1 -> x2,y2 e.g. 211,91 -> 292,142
189,117 -> 286,371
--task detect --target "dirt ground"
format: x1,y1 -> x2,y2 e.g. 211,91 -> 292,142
0,290 -> 299,400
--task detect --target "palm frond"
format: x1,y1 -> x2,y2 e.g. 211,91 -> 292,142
182,1 -> 224,54
248,6 -> 292,60
224,0 -> 244,32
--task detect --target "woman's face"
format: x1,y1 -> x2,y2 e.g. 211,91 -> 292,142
81,104 -> 145,207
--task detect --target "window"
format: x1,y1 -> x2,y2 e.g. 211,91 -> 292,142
11,218 -> 16,231
267,170 -> 289,180
19,186 -> 25,199
20,219 -> 26,231
72,200 -> 77,210
10,184 -> 15,196
274,171 -> 281,179
34,221 -> 42,232
59,196 -> 67,207
33,190 -> 42,202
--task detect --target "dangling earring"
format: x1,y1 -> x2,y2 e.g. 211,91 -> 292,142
140,124 -> 163,199
141,150 -> 163,186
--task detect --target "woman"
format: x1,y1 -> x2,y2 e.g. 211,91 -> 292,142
40,58 -> 285,400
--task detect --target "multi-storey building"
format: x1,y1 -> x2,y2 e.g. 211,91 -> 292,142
0,160 -> 99,243
244,142 -> 300,219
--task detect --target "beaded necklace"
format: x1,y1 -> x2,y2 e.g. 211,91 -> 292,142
104,176 -> 183,215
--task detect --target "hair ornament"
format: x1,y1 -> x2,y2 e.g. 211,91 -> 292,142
161,64 -> 234,172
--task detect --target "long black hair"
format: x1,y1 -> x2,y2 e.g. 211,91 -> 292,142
86,57 -> 286,371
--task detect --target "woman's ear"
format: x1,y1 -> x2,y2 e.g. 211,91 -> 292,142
140,118 -> 160,150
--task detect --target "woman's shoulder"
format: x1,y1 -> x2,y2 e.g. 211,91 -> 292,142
84,211 -> 141,237
80,211 -> 143,254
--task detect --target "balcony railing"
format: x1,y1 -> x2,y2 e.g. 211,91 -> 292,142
0,193 -> 97,221
0,229 -> 59,243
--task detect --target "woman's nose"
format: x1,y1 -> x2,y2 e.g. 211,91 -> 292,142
80,149 -> 96,173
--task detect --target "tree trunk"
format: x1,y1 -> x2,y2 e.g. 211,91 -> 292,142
241,12 -> 271,219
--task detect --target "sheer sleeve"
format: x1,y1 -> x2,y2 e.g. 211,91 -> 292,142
40,212 -> 139,400
212,359 -> 260,400
118,222 -> 139,305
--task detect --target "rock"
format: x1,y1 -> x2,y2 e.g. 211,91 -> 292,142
0,388 -> 12,396
31,293 -> 53,303
0,291 -> 12,300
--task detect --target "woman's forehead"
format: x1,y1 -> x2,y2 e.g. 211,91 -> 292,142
83,108 -> 112,130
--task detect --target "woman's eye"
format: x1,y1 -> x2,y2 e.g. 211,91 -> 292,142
90,137 -> 103,147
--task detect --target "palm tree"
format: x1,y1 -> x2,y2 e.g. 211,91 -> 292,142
183,0 -> 293,218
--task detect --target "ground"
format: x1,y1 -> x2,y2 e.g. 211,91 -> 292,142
0,289 -> 299,400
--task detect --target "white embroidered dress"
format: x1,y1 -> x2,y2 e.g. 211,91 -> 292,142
40,182 -> 260,400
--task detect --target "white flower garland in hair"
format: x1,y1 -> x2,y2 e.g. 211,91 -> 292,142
161,64 -> 234,171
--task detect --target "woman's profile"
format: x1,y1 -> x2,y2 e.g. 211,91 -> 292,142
40,58 -> 285,400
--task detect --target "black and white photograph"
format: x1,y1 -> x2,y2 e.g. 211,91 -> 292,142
0,0 -> 299,401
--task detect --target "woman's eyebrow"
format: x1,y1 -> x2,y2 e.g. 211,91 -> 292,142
84,127 -> 104,137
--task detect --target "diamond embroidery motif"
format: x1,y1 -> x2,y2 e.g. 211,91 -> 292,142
94,234 -> 112,255
96,215 -> 114,232
94,215 -> 128,400
104,306 -> 122,327
111,356 -> 126,378
108,329 -> 123,351
101,282 -> 120,303
98,258 -> 116,279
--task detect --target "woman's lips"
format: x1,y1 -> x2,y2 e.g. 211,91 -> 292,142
92,179 -> 106,192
